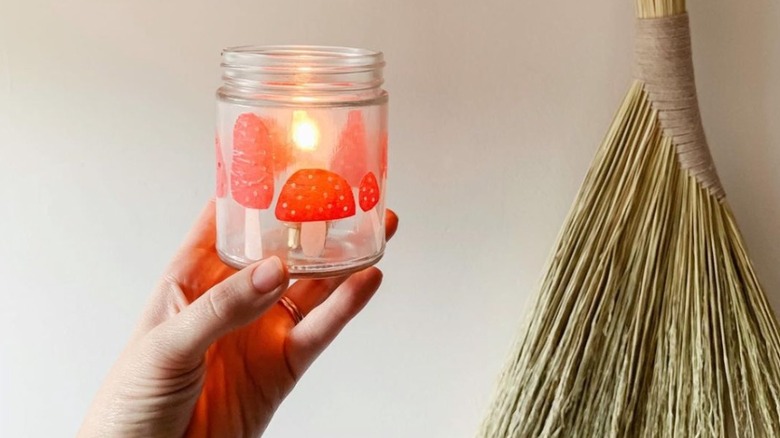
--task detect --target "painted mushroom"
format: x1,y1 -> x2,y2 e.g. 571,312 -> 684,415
359,172 -> 384,250
231,113 -> 275,260
330,110 -> 368,187
276,169 -> 356,257
358,172 -> 380,212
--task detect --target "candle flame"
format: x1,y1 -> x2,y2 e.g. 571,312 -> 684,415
292,111 -> 319,151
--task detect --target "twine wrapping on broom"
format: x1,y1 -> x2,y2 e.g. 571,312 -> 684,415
635,13 -> 725,199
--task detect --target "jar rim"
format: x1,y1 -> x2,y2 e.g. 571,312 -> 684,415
221,45 -> 385,72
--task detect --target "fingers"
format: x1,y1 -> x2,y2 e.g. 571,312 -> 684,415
150,257 -> 290,366
166,199 -> 229,283
284,267 -> 383,378
282,209 -> 399,317
281,276 -> 350,320
280,211 -> 395,375
384,209 -> 399,241
177,199 -> 218,253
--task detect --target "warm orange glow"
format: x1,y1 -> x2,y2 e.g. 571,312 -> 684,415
291,111 -> 319,151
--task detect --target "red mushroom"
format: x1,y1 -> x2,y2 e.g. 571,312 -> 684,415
330,110 -> 368,187
231,113 -> 275,260
232,113 -> 275,208
276,169 -> 356,257
359,172 -> 384,251
359,172 -> 380,212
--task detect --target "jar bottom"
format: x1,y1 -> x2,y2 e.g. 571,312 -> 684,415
217,249 -> 385,279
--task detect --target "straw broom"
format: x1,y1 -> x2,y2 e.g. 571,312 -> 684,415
479,0 -> 780,436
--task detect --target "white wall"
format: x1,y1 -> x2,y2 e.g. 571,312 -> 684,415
1,0 -> 778,436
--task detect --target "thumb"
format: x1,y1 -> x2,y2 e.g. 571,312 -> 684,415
151,256 -> 289,365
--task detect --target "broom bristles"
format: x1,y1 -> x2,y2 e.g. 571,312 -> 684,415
637,0 -> 686,19
479,0 -> 780,436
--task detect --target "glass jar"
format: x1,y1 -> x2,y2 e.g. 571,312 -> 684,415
215,46 -> 388,278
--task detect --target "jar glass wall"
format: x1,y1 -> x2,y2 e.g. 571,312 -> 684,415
215,46 -> 388,278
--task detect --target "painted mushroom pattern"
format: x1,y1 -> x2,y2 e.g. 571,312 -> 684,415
231,113 -> 275,209
330,110 -> 368,187
359,171 -> 384,251
276,169 -> 356,257
359,172 -> 380,212
232,113 -> 275,260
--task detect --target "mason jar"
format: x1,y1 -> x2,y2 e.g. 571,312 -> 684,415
215,46 -> 388,278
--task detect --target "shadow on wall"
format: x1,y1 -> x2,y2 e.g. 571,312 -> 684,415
695,0 -> 780,308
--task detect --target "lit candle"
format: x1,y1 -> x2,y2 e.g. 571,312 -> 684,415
291,110 -> 319,151
284,110 -> 333,256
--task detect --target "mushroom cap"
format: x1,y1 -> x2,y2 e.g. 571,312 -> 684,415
359,172 -> 380,212
276,169 -> 356,222
215,135 -> 227,198
231,113 -> 275,209
330,110 -> 368,187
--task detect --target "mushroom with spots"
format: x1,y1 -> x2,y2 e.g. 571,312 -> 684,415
231,113 -> 275,261
358,171 -> 380,212
276,169 -> 356,257
359,171 -> 384,251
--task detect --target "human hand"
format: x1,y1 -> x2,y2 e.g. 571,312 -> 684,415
78,200 -> 399,437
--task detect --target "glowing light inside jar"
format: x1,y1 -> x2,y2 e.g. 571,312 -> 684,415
292,110 -> 319,151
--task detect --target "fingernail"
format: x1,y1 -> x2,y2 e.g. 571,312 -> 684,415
251,257 -> 285,293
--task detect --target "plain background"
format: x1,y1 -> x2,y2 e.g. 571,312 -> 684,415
1,0 -> 778,436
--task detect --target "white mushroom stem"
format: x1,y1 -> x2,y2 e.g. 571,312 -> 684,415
287,225 -> 301,250
300,221 -> 328,257
244,208 -> 263,261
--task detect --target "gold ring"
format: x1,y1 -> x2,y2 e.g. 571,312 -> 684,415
278,296 -> 304,325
